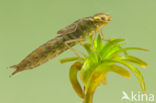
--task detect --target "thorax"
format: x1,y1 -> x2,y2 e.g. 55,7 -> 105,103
76,18 -> 104,39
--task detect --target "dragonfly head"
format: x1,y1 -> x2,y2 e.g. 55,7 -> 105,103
93,13 -> 112,24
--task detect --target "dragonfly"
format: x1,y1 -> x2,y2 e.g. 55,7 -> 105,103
10,13 -> 111,76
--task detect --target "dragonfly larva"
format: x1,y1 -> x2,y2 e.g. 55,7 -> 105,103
10,13 -> 111,76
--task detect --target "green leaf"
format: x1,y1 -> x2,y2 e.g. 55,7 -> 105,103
103,42 -> 127,58
80,58 -> 98,87
97,35 -> 102,49
60,57 -> 81,64
123,47 -> 149,51
122,55 -> 148,68
83,43 -> 99,63
107,64 -> 130,78
111,60 -> 146,93
95,34 -> 104,52
122,62 -> 146,94
69,62 -> 85,98
100,38 -> 125,59
116,47 -> 149,55
101,64 -> 131,85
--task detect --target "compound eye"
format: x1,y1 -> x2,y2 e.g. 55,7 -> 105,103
101,17 -> 106,21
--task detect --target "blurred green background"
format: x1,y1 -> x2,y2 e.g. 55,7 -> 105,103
0,0 -> 155,103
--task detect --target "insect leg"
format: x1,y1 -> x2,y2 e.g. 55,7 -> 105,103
99,30 -> 105,40
65,39 -> 87,57
99,30 -> 111,41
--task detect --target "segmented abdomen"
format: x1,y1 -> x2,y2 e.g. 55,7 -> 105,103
10,34 -> 77,76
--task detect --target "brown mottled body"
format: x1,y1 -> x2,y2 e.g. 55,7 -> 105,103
10,13 -> 111,76
10,34 -> 77,76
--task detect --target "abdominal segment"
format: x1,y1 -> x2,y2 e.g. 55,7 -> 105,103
10,34 -> 76,76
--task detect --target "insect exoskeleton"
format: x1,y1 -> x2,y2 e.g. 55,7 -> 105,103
10,13 -> 111,76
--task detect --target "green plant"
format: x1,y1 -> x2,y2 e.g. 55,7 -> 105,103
60,35 -> 148,103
